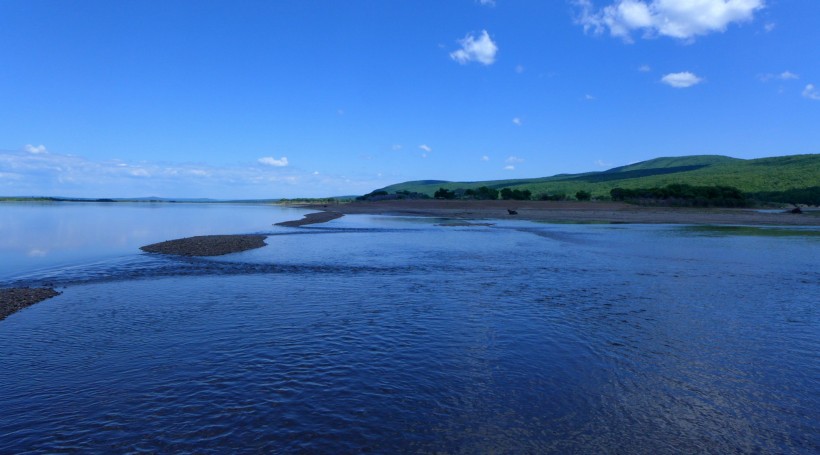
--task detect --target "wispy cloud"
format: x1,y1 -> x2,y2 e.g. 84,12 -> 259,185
512,117 -> 522,126
258,156 -> 289,167
803,84 -> 820,101
481,155 -> 490,161
506,156 -> 524,164
638,64 -> 651,72
419,144 -> 432,153
450,30 -> 498,65
759,70 -> 799,82
661,71 -> 703,88
0,148 -> 383,198
574,0 -> 765,42
477,0 -> 496,6
503,165 -> 515,171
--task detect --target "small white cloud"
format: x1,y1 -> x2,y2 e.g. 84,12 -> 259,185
477,0 -> 496,6
512,117 -> 522,126
313,171 -> 320,175
574,0 -> 765,41
419,144 -> 432,153
515,64 -> 525,74
803,84 -> 820,101
506,156 -> 524,164
481,155 -> 490,161
450,30 -> 498,65
258,156 -> 289,167
503,165 -> 515,171
638,64 -> 651,72
392,144 -> 403,151
28,248 -> 47,257
764,22 -> 776,32
661,71 -> 703,88
24,144 -> 48,154
595,159 -> 613,167
129,168 -> 150,177
585,94 -> 596,101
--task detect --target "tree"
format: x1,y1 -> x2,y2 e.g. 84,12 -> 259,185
575,190 -> 592,201
434,187 -> 456,199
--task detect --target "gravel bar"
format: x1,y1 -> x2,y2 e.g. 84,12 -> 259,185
0,287 -> 61,321
140,234 -> 268,256
275,211 -> 344,227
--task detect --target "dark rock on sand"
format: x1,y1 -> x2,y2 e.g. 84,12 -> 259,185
1,287 -> 61,321
140,234 -> 267,257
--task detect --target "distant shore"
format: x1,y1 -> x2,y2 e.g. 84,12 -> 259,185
295,200 -> 820,226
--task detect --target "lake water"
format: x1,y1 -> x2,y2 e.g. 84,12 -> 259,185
1,202 -> 818,453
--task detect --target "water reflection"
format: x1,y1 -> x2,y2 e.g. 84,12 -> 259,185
0,202 -> 307,278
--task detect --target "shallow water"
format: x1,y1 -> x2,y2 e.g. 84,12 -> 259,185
1,204 -> 818,453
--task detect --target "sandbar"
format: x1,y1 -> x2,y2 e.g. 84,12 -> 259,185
297,200 -> 819,226
140,234 -> 268,256
0,287 -> 61,321
275,211 -> 344,227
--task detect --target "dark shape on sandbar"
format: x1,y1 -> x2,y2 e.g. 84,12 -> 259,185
790,206 -> 803,214
140,234 -> 267,257
508,209 -> 518,215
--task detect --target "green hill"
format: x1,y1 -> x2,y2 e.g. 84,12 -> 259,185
376,154 -> 820,200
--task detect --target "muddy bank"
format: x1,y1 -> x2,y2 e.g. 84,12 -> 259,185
275,211 -> 344,227
298,200 -> 820,226
141,234 -> 268,256
0,288 -> 61,321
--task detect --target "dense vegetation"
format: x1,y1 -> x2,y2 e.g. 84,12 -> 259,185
374,154 -> 820,204
610,184 -> 749,207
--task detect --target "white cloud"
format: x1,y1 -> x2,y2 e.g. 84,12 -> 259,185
638,64 -> 652,72
450,30 -> 498,65
512,117 -> 522,126
503,165 -> 515,171
392,144 -> 403,151
258,156 -> 289,167
661,71 -> 703,88
506,156 -> 524,164
574,0 -> 765,41
419,144 -> 432,153
764,22 -> 775,32
481,155 -> 490,161
585,94 -> 596,100
595,159 -> 613,167
477,0 -> 496,6
24,144 -> 48,154
803,84 -> 820,101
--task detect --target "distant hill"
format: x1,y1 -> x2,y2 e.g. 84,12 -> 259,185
376,154 -> 820,199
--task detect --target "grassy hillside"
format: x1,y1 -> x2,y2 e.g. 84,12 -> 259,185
377,154 -> 820,199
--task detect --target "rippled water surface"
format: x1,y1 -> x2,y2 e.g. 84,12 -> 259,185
1,204 -> 818,453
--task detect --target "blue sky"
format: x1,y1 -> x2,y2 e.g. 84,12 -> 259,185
1,0 -> 818,198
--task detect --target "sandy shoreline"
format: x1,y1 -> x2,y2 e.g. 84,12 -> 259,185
297,200 -> 820,226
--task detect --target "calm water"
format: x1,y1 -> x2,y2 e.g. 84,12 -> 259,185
1,203 -> 818,453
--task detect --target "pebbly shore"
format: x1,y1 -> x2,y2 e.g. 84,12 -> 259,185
0,287 -> 61,321
140,234 -> 268,256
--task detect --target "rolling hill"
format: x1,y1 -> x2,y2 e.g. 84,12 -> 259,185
375,154 -> 820,200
